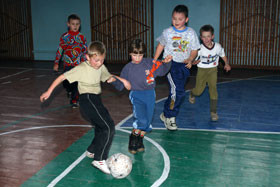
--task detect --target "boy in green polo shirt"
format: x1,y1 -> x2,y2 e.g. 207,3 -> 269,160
40,41 -> 131,174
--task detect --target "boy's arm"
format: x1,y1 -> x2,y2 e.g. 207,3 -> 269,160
153,43 -> 164,61
110,75 -> 131,90
81,35 -> 88,62
184,50 -> 198,69
221,56 -> 231,72
54,36 -> 66,71
40,74 -> 66,102
153,55 -> 172,77
107,66 -> 130,91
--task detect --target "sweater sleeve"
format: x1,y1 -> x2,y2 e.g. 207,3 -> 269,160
54,34 -> 67,65
154,60 -> 172,77
111,65 -> 129,91
80,34 -> 88,62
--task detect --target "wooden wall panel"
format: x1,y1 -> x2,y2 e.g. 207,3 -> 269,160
220,0 -> 280,69
0,0 -> 33,60
90,0 -> 153,64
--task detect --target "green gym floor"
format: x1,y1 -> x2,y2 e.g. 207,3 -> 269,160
0,61 -> 280,187
21,129 -> 280,187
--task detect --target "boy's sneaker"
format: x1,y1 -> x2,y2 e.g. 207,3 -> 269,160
71,101 -> 79,108
211,112 -> 219,121
128,133 -> 138,154
92,160 -> 111,174
189,93 -> 195,104
137,136 -> 145,152
86,151 -> 94,158
160,113 -> 177,131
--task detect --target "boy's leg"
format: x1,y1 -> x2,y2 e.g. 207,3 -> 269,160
162,62 -> 189,129
144,90 -> 156,132
79,94 -> 115,161
189,67 -> 208,104
129,91 -> 146,154
62,66 -> 73,94
128,129 -> 140,154
62,79 -> 71,96
69,81 -> 79,107
63,66 -> 79,107
137,131 -> 146,152
137,90 -> 155,152
129,91 -> 155,131
128,90 -> 155,153
207,67 -> 218,121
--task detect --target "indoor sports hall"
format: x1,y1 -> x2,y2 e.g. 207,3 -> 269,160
1,0 -> 280,187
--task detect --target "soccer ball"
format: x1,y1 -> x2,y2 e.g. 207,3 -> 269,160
106,153 -> 132,179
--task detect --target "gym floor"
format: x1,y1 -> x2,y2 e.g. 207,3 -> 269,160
0,60 -> 280,187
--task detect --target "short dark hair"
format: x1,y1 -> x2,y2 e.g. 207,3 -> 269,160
68,14 -> 81,22
128,39 -> 146,54
200,25 -> 214,35
172,5 -> 188,18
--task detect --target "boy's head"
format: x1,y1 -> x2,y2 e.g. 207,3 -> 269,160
67,14 -> 81,32
200,24 -> 214,35
172,5 -> 189,30
200,25 -> 215,46
86,41 -> 106,69
129,39 -> 146,64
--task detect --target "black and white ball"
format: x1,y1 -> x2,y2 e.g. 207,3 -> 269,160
106,153 -> 132,179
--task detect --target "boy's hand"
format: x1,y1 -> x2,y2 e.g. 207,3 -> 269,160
224,64 -> 231,72
122,79 -> 131,90
40,91 -> 51,102
162,55 -> 173,63
184,58 -> 193,69
53,64 -> 59,71
107,76 -> 116,83
192,59 -> 200,65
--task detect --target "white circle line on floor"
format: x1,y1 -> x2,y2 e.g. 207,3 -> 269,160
0,125 -> 170,187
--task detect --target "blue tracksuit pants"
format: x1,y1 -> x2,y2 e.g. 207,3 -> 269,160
129,89 -> 155,132
163,61 -> 190,118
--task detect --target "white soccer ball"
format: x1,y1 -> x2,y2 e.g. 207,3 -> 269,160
106,153 -> 132,179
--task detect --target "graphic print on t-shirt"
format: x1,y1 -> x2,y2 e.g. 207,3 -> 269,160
171,36 -> 189,53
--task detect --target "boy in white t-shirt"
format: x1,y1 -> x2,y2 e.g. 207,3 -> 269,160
154,5 -> 200,131
189,24 -> 231,121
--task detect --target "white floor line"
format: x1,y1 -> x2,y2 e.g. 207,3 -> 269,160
0,125 -> 170,187
47,152 -> 87,187
119,127 -> 280,135
117,128 -> 170,187
0,125 -> 91,136
0,69 -> 32,80
1,81 -> 12,85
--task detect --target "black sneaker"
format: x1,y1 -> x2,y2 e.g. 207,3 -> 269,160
137,136 -> 145,152
128,133 -> 138,154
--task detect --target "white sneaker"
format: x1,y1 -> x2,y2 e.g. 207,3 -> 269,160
160,113 -> 178,131
86,151 -> 94,158
160,112 -> 166,122
92,160 -> 111,174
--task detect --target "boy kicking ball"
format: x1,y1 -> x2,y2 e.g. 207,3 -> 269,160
40,41 -> 130,174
